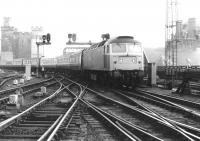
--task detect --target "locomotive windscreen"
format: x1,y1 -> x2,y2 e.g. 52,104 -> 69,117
111,43 -> 142,54
112,43 -> 126,53
127,43 -> 142,54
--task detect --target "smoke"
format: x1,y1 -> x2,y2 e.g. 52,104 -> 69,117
177,48 -> 200,65
144,47 -> 200,66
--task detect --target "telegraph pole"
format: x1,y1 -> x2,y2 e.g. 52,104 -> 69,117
165,0 -> 179,88
36,33 -> 51,77
165,0 -> 178,66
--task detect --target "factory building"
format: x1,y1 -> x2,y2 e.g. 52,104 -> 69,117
176,18 -> 200,41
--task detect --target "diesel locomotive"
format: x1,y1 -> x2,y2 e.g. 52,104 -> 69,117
52,35 -> 144,87
1,35 -> 144,87
81,36 -> 144,87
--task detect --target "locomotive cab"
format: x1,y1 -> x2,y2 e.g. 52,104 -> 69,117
105,36 -> 143,71
104,36 -> 144,87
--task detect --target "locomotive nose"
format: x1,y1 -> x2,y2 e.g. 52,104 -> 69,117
113,56 -> 142,70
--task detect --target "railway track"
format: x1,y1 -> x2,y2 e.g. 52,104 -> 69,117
107,89 -> 200,139
0,77 -> 64,122
0,74 -> 21,87
0,77 -> 55,100
81,87 -> 193,140
0,70 -> 18,78
0,78 -> 54,107
57,76 -> 200,140
0,82 -> 75,140
1,75 -> 198,140
190,82 -> 200,94
46,81 -> 139,141
0,86 -> 61,123
52,100 -> 137,141
136,88 -> 200,115
60,77 -> 200,139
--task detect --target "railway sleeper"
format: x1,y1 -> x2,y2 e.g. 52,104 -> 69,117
21,120 -> 53,124
0,134 -> 41,139
17,123 -> 51,127
26,116 -> 58,121
33,110 -> 66,114
31,113 -> 62,117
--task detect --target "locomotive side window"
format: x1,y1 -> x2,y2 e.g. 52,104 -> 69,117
107,45 -> 110,53
112,43 -> 126,53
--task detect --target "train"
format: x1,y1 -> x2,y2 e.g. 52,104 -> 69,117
0,35 -> 145,87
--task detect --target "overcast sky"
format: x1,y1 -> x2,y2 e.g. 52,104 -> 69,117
0,0 -> 200,57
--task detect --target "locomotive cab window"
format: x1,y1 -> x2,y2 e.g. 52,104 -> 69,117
127,43 -> 142,54
112,43 -> 126,53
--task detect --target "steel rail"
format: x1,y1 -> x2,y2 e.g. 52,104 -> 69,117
119,89 -> 200,134
0,83 -> 63,131
37,114 -> 63,141
80,99 -> 137,141
58,78 -> 195,140
135,89 -> 200,117
0,77 -> 54,96
0,75 -> 21,86
0,80 -> 59,106
48,80 -> 135,141
46,84 -> 83,141
64,77 -> 88,90
137,89 -> 200,110
82,88 -> 194,141
112,90 -> 200,140
81,98 -> 162,141
0,97 -> 9,104
115,121 -> 142,141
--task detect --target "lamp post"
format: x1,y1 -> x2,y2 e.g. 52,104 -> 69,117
36,33 -> 51,77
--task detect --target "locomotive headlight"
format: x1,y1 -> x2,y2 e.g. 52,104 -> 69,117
138,56 -> 142,64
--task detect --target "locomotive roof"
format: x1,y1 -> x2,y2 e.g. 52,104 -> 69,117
84,36 -> 139,51
106,36 -> 136,44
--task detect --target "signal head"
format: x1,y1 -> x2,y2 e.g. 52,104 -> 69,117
72,33 -> 76,42
46,33 -> 51,43
42,35 -> 46,43
68,34 -> 72,39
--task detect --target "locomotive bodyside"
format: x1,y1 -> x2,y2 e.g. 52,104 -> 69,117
82,37 -> 143,71
82,43 -> 105,70
82,36 -> 144,87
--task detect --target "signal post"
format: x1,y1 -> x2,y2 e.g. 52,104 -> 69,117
36,33 -> 51,77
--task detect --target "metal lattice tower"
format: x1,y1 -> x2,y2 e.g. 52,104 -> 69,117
165,0 -> 178,66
